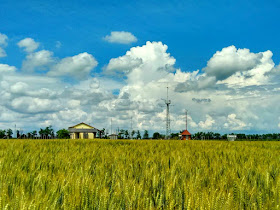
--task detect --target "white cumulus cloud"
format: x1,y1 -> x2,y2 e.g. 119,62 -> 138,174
103,31 -> 137,44
22,50 -> 54,72
198,115 -> 215,129
11,97 -> 61,114
17,38 -> 40,53
0,64 -> 17,74
203,45 -> 264,80
224,114 -> 247,130
0,33 -> 8,46
0,33 -> 8,57
48,52 -> 98,80
105,41 -> 176,84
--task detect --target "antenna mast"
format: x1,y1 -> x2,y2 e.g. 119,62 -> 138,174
185,110 -> 188,130
130,117 -> 132,139
164,86 -> 171,139
111,118 -> 112,134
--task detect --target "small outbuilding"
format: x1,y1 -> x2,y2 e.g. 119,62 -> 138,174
68,122 -> 100,139
181,130 -> 191,140
227,134 -> 237,141
108,134 -> 118,140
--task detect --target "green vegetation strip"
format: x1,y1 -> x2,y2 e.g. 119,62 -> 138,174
0,139 -> 279,209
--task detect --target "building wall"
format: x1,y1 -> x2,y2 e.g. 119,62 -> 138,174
182,135 -> 191,140
70,132 -> 95,139
109,135 -> 118,140
73,124 -> 93,129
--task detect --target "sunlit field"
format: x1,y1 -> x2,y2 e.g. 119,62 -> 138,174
0,139 -> 279,209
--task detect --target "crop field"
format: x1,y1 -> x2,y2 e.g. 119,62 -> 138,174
0,139 -> 279,209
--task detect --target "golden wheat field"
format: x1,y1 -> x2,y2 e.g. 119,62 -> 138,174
0,139 -> 279,209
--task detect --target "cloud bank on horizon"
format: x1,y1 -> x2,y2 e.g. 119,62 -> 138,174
0,32 -> 280,134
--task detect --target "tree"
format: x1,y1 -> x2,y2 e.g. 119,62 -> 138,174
170,133 -> 179,139
56,129 -> 70,139
32,130 -> 37,138
0,130 -> 5,138
6,129 -> 13,139
39,128 -> 45,138
27,132 -> 32,138
136,130 -> 141,139
214,133 -> 221,140
124,130 -> 129,139
118,129 -> 125,139
152,132 -> 161,139
100,128 -> 106,138
143,130 -> 149,139
39,126 -> 54,138
131,130 -> 135,139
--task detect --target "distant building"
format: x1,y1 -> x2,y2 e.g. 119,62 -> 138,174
227,135 -> 237,141
109,134 -> 118,140
181,130 -> 191,140
68,122 -> 100,139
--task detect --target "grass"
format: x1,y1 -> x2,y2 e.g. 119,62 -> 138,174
0,139 -> 279,209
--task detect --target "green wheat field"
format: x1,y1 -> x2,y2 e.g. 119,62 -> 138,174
0,139 -> 279,209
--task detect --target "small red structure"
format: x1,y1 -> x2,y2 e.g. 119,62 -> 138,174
181,129 -> 191,140
181,110 -> 191,140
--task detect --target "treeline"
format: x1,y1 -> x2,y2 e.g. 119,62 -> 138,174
191,132 -> 280,140
109,130 -> 280,140
0,126 -> 70,139
1,127 -> 279,140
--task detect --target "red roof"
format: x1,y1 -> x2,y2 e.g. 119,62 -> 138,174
181,130 -> 191,135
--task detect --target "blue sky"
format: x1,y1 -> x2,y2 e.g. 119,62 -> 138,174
2,0 -> 280,71
0,0 -> 280,134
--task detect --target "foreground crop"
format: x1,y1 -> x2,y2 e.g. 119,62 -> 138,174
0,139 -> 279,209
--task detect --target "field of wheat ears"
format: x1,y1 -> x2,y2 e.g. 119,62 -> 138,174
0,139 -> 279,209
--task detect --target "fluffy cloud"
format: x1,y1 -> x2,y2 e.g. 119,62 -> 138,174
175,74 -> 216,92
0,64 -> 17,74
203,46 -> 264,80
103,31 -> 137,44
22,50 -> 54,72
0,33 -> 8,57
0,33 -> 8,46
224,114 -> 247,130
0,48 -> 6,58
17,38 -> 39,53
104,55 -> 142,75
198,115 -> 215,129
10,97 -> 61,114
48,52 -> 98,79
10,82 -> 29,94
175,46 -> 276,92
55,41 -> 62,49
105,41 -> 176,84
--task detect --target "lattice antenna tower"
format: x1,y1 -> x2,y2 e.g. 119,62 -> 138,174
163,86 -> 171,139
